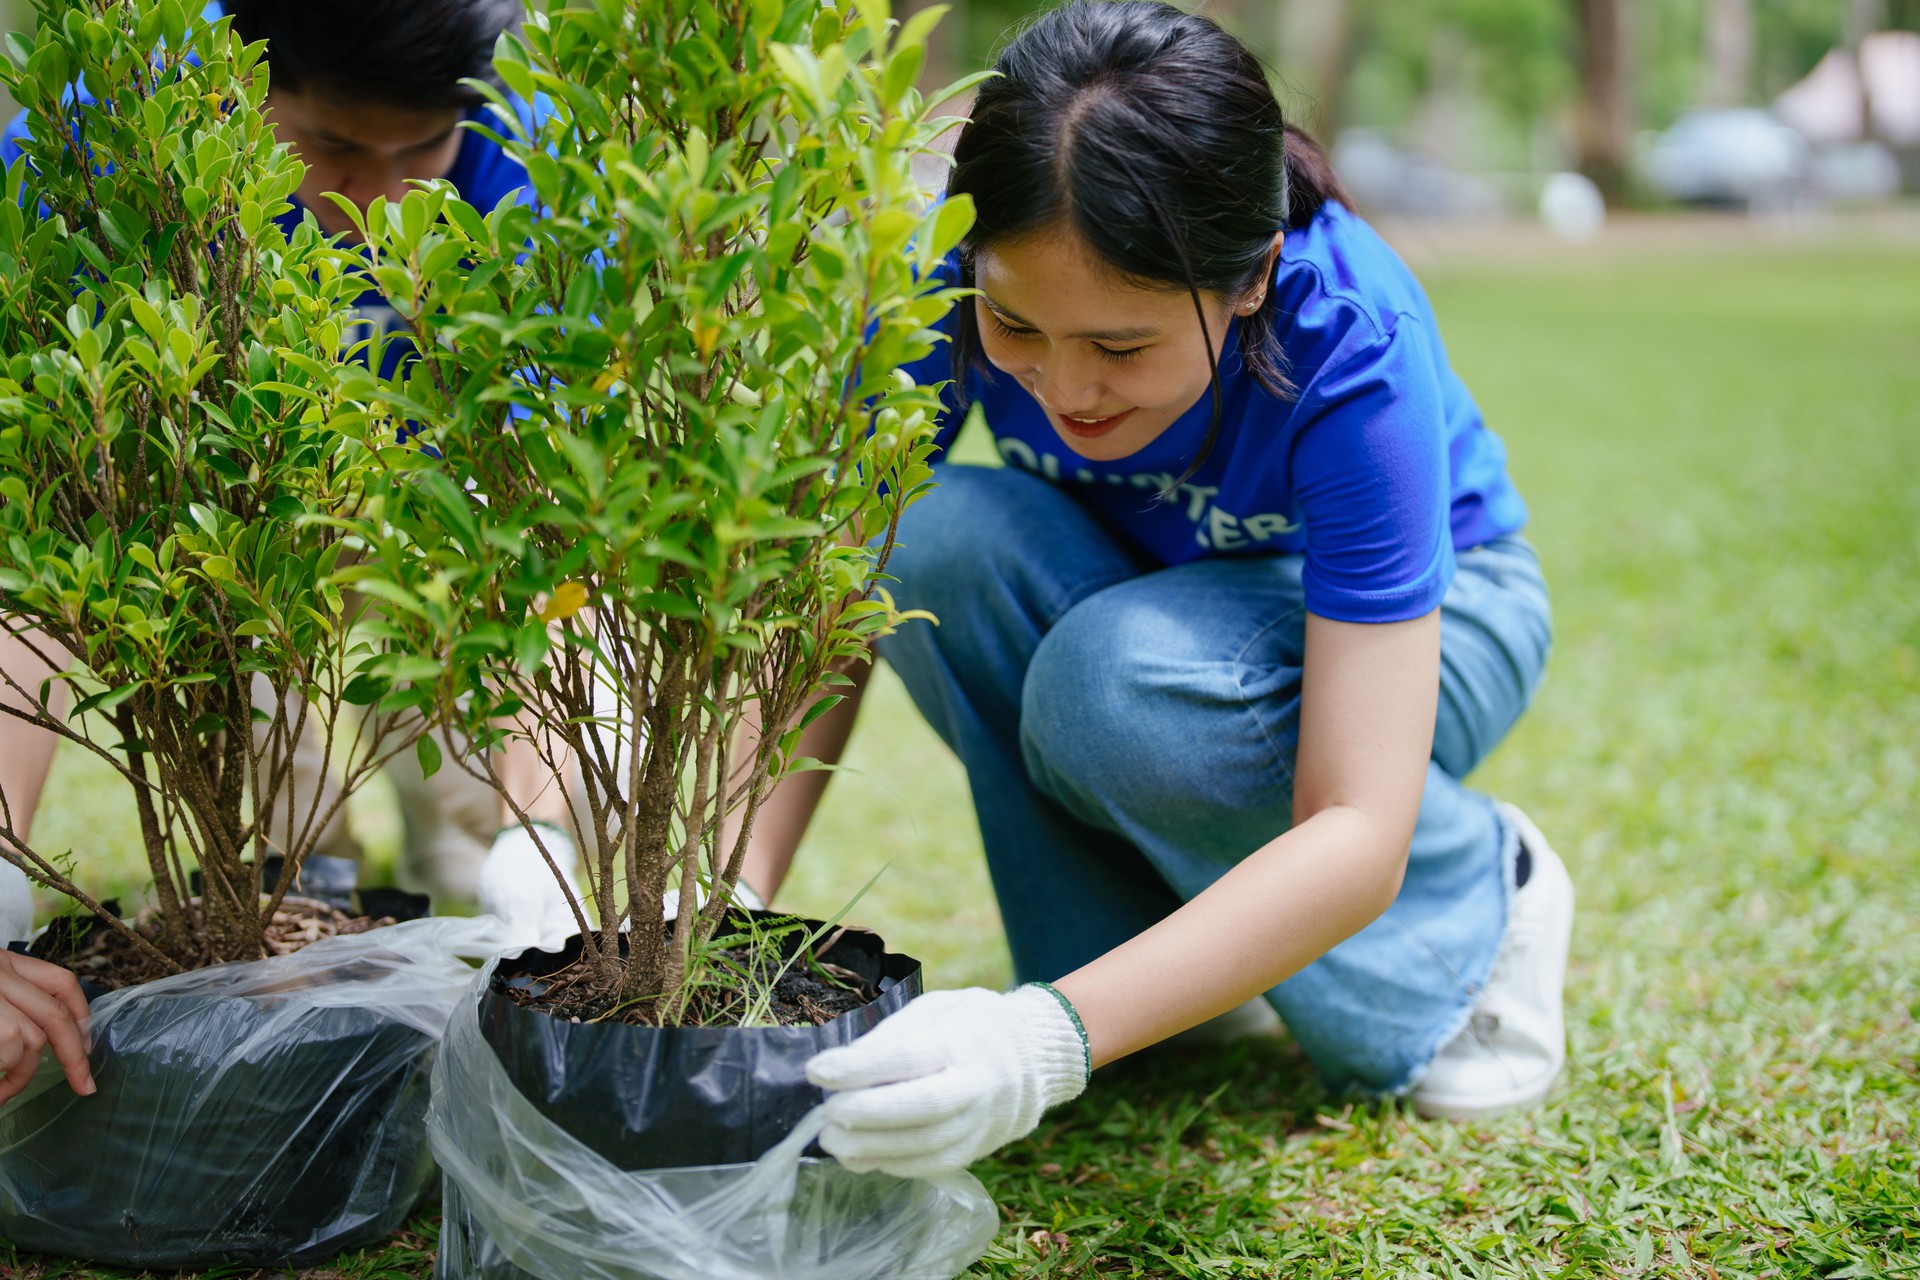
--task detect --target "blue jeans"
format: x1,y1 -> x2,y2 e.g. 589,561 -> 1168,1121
874,465 -> 1554,1094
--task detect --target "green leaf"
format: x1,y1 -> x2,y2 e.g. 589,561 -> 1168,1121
924,192 -> 973,264
880,42 -> 924,108
70,682 -> 140,719
795,693 -> 844,733
895,3 -> 948,53
515,623 -> 550,674
340,673 -> 390,705
415,731 -> 442,780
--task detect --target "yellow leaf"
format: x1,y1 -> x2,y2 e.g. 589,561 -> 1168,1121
539,581 -> 589,623
693,321 -> 720,360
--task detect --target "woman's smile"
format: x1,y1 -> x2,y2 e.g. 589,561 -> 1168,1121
1056,407 -> 1135,439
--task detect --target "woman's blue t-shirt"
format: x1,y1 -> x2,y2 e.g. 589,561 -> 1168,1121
904,201 -> 1528,624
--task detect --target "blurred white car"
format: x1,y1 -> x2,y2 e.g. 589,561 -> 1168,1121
1643,109 -> 1809,208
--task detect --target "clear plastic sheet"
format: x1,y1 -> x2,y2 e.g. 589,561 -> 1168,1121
430,958 -> 1000,1280
0,915 -> 505,1268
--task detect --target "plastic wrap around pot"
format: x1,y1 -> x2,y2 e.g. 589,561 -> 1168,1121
0,914 -> 505,1268
480,917 -> 921,1169
430,954 -> 999,1280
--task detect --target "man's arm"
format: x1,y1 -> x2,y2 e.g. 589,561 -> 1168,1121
728,657 -> 874,903
0,626 -> 68,848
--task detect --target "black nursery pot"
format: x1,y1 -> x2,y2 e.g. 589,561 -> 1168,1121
480,911 -> 922,1170
0,892 -> 440,1269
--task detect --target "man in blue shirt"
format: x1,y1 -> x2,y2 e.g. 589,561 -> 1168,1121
218,0 -> 536,378
0,0 -> 536,927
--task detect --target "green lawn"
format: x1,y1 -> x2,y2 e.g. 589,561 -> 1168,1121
8,224 -> 1920,1277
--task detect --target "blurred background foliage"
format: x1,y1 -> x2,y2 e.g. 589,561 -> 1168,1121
6,0 -> 1918,208
915,0 -> 1920,174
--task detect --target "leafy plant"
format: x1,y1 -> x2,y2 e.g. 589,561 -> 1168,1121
347,0 -> 978,1016
677,866 -> 883,1027
0,0 -> 428,969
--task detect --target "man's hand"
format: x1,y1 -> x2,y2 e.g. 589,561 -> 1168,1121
805,984 -> 1090,1178
0,950 -> 92,1104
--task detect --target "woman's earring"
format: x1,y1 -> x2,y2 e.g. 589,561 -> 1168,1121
1241,293 -> 1265,315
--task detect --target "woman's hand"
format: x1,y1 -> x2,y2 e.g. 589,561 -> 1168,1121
0,950 -> 93,1103
806,984 -> 1090,1177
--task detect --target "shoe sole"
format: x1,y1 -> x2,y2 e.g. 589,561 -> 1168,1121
1411,1063 -> 1564,1120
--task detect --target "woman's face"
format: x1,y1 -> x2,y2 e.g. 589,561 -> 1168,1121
972,222 -> 1247,462
264,87 -> 466,240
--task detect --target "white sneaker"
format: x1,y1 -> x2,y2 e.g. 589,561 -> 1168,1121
1411,802 -> 1574,1120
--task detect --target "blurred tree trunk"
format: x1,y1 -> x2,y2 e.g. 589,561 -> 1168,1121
1272,0 -> 1360,140
1846,0 -> 1885,143
1573,0 -> 1631,204
1702,0 -> 1754,106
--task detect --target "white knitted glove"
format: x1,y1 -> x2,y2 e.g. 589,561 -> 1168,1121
0,860 -> 32,946
659,876 -> 766,920
806,984 -> 1091,1177
476,822 -> 583,951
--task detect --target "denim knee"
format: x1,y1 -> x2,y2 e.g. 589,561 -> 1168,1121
1018,603 -> 1141,832
1018,585 -> 1291,845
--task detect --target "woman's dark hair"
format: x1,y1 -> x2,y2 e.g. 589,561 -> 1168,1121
946,0 -> 1351,485
225,0 -> 522,112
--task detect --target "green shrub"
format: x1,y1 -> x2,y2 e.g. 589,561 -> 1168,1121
348,0 -> 978,1012
0,0 -> 430,968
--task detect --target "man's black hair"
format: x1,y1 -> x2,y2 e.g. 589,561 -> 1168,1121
225,0 -> 523,111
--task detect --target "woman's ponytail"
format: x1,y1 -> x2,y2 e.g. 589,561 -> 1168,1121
1281,124 -> 1352,231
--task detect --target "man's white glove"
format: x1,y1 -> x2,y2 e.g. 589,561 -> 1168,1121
476,822 -> 583,950
0,860 -> 33,947
660,876 -> 766,920
805,984 -> 1091,1178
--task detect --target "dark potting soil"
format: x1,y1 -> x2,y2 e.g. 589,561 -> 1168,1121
26,896 -> 399,991
502,925 -> 880,1027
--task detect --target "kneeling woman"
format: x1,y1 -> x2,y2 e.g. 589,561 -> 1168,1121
753,0 -> 1572,1177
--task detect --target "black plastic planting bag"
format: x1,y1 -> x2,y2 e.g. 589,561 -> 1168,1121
0,915 -> 504,1268
480,921 -> 921,1168
432,923 -> 999,1280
